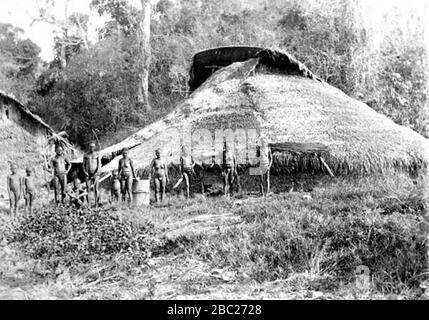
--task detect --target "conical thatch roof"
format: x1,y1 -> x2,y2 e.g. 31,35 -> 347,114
98,48 -> 429,177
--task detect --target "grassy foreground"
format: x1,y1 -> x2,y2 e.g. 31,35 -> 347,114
0,173 -> 428,299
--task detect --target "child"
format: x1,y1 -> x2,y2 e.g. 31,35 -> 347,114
110,169 -> 121,203
7,164 -> 21,216
23,167 -> 36,215
68,177 -> 87,208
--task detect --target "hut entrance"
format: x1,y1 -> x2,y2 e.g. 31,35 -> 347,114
197,164 -> 224,195
189,46 -> 263,91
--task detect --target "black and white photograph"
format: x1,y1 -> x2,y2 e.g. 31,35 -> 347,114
0,0 -> 428,304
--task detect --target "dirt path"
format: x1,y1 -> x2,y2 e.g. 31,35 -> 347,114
162,212 -> 242,240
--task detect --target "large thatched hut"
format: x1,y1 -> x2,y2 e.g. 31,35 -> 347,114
95,46 -> 429,192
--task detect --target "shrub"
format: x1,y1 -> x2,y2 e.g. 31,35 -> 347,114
7,206 -> 163,273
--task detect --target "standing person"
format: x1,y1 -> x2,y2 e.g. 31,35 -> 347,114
257,137 -> 273,197
110,169 -> 121,203
7,164 -> 21,216
49,145 -> 71,206
223,141 -> 237,198
83,142 -> 102,207
150,149 -> 169,203
22,167 -> 36,214
118,148 -> 136,203
180,145 -> 194,199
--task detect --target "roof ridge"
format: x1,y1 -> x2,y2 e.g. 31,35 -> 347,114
0,89 -> 53,132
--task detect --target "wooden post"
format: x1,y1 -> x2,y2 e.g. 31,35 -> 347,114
173,177 -> 184,190
99,172 -> 111,184
319,156 -> 334,177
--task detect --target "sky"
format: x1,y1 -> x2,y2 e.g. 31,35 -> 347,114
0,0 -> 428,62
0,0 -> 105,61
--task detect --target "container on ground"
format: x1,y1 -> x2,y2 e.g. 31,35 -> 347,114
132,179 -> 150,206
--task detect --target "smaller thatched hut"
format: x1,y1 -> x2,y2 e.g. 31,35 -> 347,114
1,90 -> 53,146
0,90 -> 79,200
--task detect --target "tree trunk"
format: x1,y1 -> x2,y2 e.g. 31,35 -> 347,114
137,0 -> 151,111
75,14 -> 89,50
60,38 -> 67,69
60,0 -> 71,69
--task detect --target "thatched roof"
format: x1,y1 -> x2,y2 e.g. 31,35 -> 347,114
98,48 -> 429,176
0,90 -> 80,158
0,89 -> 54,133
189,46 -> 320,92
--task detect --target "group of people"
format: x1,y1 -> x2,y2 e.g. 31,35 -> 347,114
221,137 -> 273,198
6,138 -> 273,215
6,165 -> 36,215
67,144 -> 172,208
6,144 -> 74,216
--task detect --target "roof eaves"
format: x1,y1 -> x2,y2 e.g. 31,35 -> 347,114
0,89 -> 54,133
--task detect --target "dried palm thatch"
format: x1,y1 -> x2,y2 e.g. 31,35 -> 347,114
0,90 -> 79,160
97,48 -> 429,177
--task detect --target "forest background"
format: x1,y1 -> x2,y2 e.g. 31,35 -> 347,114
0,0 -> 427,148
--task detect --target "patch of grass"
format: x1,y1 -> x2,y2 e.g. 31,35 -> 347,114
189,174 -> 428,293
1,173 -> 427,299
116,195 -> 233,226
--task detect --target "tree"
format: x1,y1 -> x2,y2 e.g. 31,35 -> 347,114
275,0 -> 428,137
137,0 -> 151,110
277,0 -> 369,96
0,24 -> 41,77
30,0 -> 70,68
29,0 -> 428,146
31,0 -> 89,68
0,23 -> 42,101
91,0 -> 152,111
91,0 -> 139,35
32,36 -> 144,146
372,16 -> 428,137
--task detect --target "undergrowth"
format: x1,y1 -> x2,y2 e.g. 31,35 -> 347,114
5,206 -> 164,276
190,174 -> 428,293
1,173 -> 427,298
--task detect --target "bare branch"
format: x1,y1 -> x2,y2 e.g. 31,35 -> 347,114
72,13 -> 89,49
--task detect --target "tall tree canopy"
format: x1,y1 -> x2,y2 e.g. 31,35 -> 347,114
21,0 -> 428,148
0,23 -> 42,102
91,0 -> 152,111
